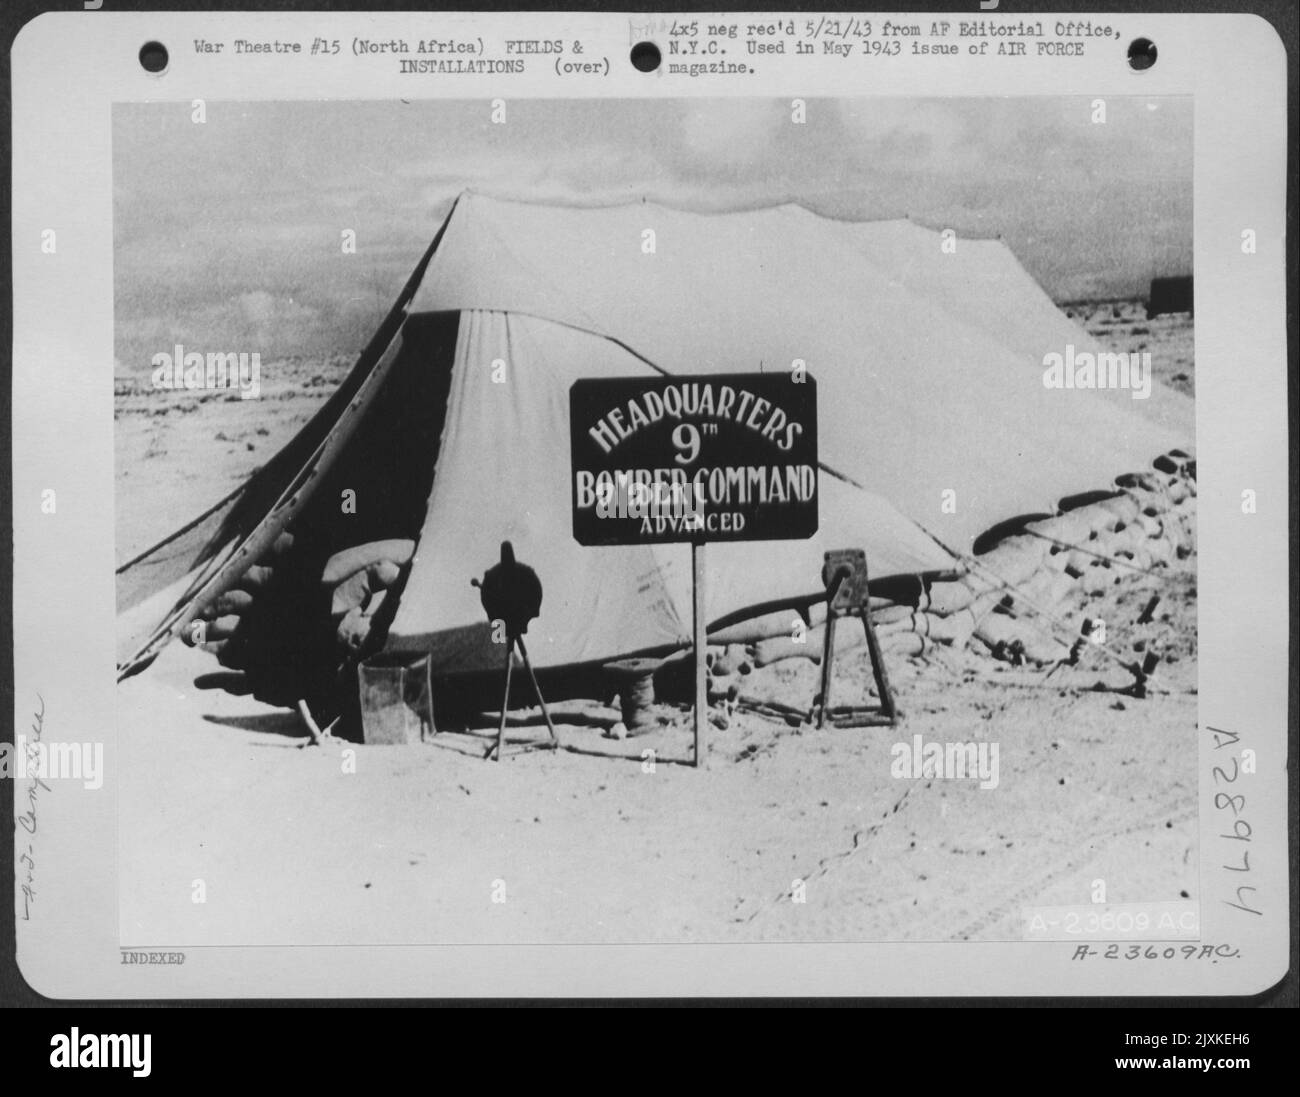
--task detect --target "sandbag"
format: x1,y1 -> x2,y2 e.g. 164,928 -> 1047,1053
979,535 -> 1047,587
873,603 -> 914,627
1080,563 -> 1116,596
1095,525 -> 1143,557
183,615 -> 241,646
203,614 -> 244,641
876,613 -> 918,636
921,608 -> 978,649
708,596 -> 898,646
331,559 -> 406,619
1043,546 -> 1072,573
1075,502 -> 1122,536
1018,569 -> 1076,611
1145,536 -> 1174,566
372,559 -> 402,588
1134,512 -> 1163,538
974,612 -> 1066,666
1116,471 -> 1159,493
707,643 -> 752,676
1118,544 -> 1153,571
321,539 -> 415,586
1062,549 -> 1091,577
236,565 -> 275,592
337,589 -> 391,655
1020,633 -> 1071,666
879,631 -> 925,658
750,631 -> 826,668
925,579 -> 977,617
1097,493 -> 1142,528
973,612 -> 1022,653
974,585 -> 1012,616
709,606 -> 816,645
210,589 -> 254,616
1030,512 -> 1090,547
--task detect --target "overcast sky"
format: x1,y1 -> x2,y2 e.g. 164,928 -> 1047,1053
114,97 -> 1191,369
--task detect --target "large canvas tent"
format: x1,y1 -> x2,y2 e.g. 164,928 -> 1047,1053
801,209 -> 1196,438
117,192 -> 1190,687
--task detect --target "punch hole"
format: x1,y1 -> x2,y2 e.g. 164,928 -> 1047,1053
139,41 -> 169,74
630,41 -> 661,72
1127,38 -> 1156,72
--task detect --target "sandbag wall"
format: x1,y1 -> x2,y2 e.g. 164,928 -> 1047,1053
182,535 -> 415,705
923,453 -> 1197,666
704,453 -> 1196,698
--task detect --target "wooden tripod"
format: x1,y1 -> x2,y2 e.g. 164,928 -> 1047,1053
814,550 -> 898,729
487,633 -> 560,761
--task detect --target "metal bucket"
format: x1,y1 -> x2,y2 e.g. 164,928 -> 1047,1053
358,652 -> 434,745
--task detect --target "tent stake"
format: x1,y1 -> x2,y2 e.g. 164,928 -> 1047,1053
295,698 -> 335,746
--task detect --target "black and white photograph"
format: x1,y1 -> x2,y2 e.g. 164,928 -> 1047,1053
111,95 -> 1201,945
5,7 -> 1290,1015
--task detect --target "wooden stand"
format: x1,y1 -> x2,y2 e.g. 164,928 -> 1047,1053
487,634 -> 560,761
813,549 -> 898,729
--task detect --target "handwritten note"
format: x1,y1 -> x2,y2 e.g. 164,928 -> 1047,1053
16,694 -> 46,920
1208,725 -> 1262,919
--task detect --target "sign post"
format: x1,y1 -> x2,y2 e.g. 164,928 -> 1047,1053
692,537 -> 706,766
570,372 -> 818,767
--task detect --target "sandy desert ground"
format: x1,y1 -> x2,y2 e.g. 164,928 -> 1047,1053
1065,298 -> 1196,399
114,300 -> 1197,946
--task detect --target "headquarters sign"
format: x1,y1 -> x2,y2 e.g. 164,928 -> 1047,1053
570,373 -> 818,545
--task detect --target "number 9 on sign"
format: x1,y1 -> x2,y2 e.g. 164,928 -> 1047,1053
672,423 -> 700,465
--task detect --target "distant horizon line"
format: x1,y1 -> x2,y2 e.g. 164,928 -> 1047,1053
111,288 -> 1192,377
